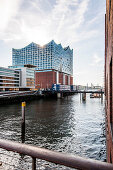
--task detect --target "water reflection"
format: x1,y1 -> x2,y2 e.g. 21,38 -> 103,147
0,94 -> 106,169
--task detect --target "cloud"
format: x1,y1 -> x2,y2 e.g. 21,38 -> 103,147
87,11 -> 104,26
90,54 -> 103,66
48,0 -> 90,44
0,0 -> 105,86
0,0 -> 94,46
0,0 -> 22,31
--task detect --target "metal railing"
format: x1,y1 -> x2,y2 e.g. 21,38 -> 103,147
0,139 -> 113,170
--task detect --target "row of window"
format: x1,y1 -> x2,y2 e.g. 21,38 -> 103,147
0,68 -> 19,74
12,42 -> 73,75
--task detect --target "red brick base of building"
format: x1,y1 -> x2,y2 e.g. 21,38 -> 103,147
35,71 -> 56,89
70,76 -> 73,85
35,70 -> 73,89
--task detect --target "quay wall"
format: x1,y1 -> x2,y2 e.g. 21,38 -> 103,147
0,91 -> 78,105
0,94 -> 41,105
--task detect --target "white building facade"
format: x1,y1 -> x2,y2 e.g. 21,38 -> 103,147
19,67 -> 35,89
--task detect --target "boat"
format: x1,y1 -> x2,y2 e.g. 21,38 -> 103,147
94,93 -> 101,98
90,93 -> 101,98
90,93 -> 94,98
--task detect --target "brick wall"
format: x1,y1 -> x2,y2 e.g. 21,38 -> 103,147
70,76 -> 73,85
105,0 -> 113,163
65,75 -> 68,85
35,71 -> 56,89
35,71 -> 73,89
59,72 -> 63,84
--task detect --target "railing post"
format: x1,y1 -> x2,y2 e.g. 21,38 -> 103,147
21,102 -> 26,143
32,157 -> 36,170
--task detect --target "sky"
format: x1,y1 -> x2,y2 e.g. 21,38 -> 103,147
0,0 -> 106,86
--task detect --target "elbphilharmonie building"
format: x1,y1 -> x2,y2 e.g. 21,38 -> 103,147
12,40 -> 73,89
12,40 -> 73,75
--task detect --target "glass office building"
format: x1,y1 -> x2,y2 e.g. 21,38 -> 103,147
0,67 -> 20,90
20,67 -> 35,88
12,40 -> 73,75
9,66 -> 35,89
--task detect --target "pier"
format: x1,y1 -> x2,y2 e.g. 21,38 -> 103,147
0,89 -> 104,104
0,91 -> 41,104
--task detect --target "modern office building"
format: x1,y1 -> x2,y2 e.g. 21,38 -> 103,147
19,67 -> 35,89
0,67 -> 20,91
9,64 -> 36,69
9,65 -> 35,90
12,40 -> 73,89
12,40 -> 73,75
105,0 -> 113,163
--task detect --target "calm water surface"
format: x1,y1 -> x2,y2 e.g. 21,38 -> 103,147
0,94 -> 106,169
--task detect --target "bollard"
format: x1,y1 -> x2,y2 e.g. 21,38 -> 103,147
21,102 -> 26,143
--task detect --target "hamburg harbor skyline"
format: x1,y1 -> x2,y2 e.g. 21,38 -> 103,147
0,0 -> 105,86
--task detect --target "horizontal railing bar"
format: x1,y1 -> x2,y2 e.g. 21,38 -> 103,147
0,139 -> 112,170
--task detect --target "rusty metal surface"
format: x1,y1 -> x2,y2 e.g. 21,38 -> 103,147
32,157 -> 36,170
0,139 -> 112,170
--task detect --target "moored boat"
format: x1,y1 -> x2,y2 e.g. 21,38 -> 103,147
90,93 -> 94,98
90,93 -> 101,98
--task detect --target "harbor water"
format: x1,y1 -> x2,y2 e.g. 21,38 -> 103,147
0,94 -> 106,169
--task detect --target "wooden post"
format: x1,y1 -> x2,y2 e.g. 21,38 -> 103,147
101,89 -> 103,103
67,94 -> 68,99
82,93 -> 86,101
57,93 -> 61,98
32,157 -> 36,170
21,102 -> 26,143
101,93 -> 103,103
61,92 -> 63,98
80,93 -> 81,101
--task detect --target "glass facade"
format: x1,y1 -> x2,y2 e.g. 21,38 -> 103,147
0,67 -> 20,88
26,68 -> 35,87
8,66 -> 35,88
12,40 -> 73,75
15,67 -> 35,88
8,65 -> 25,69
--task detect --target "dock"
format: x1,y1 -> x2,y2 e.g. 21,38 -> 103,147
0,91 -> 40,104
0,89 -> 104,104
